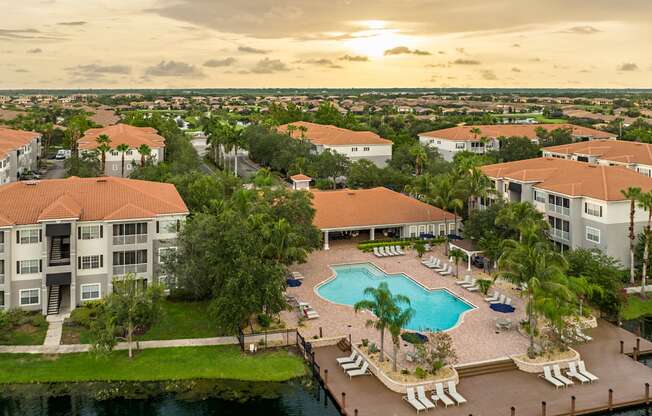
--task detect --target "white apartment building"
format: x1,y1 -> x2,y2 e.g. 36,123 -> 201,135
0,127 -> 41,184
78,124 -> 165,177
278,121 -> 393,167
0,176 -> 188,315
480,157 -> 652,266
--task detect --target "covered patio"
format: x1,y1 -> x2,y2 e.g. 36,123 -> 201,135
449,239 -> 484,271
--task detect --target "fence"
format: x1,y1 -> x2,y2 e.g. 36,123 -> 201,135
236,327 -> 299,353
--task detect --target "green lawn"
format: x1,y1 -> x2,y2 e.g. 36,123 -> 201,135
0,312 -> 48,346
0,345 -> 306,384
622,296 -> 652,321
137,300 -> 224,341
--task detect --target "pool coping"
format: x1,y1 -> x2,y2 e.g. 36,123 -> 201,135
312,261 -> 478,333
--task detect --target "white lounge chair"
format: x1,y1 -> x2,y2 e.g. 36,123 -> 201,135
304,308 -> 319,319
403,387 -> 427,413
460,278 -> 476,288
421,256 -> 434,265
552,364 -> 574,386
290,271 -> 304,280
347,361 -> 370,379
336,351 -> 358,365
396,245 -> 405,255
387,246 -> 398,256
504,297 -> 512,306
427,259 -> 442,269
466,284 -> 479,292
540,366 -> 565,389
341,355 -> 363,371
439,265 -> 453,276
566,361 -> 590,384
484,292 -> 500,302
578,361 -> 599,383
456,275 -> 472,286
576,328 -> 593,342
433,383 -> 455,407
416,386 -> 436,410
373,247 -> 383,257
490,294 -> 507,305
447,381 -> 467,405
434,262 -> 448,272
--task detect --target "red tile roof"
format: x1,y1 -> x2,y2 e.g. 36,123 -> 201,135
544,139 -> 652,166
0,127 -> 40,159
0,177 -> 188,226
278,121 -> 392,146
79,124 -> 165,150
419,124 -> 614,142
291,174 -> 312,181
310,187 -> 455,230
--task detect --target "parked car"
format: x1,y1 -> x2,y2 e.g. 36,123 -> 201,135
55,149 -> 71,160
472,255 -> 489,269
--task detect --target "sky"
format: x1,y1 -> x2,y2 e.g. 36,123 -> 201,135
1,0 -> 652,89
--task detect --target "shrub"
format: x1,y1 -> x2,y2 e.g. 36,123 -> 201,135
368,342 -> 379,353
401,332 -> 427,345
361,338 -> 369,347
69,301 -> 106,328
257,313 -> 272,328
415,367 -> 427,379
401,369 -> 410,375
477,279 -> 492,295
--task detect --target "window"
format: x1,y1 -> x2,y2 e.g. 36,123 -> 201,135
455,143 -> 465,149
548,216 -> 570,241
113,250 -> 147,265
127,150 -> 133,155
158,247 -> 177,264
79,255 -> 102,270
79,225 -> 102,240
351,147 -> 358,152
157,220 -> 179,234
363,147 -> 370,151
408,226 -> 417,238
0,291 -> 4,307
438,224 -> 446,236
586,226 -> 601,243
111,151 -> 118,156
19,288 -> 39,306
534,190 -> 546,203
81,284 -> 101,301
18,229 -> 40,244
547,194 -> 570,216
113,223 -> 147,236
584,202 -> 603,217
448,223 -> 456,234
18,259 -> 40,274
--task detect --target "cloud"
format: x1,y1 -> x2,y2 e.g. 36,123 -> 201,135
384,46 -> 430,56
480,69 -> 498,80
0,28 -> 63,41
144,60 -> 205,77
559,26 -> 601,35
512,43 -> 521,47
339,55 -> 368,62
14,69 -> 29,73
452,58 -> 481,65
69,64 -> 132,75
57,21 -> 87,26
27,48 -> 42,54
249,58 -> 290,74
511,67 -> 521,72
617,62 -> 638,71
301,58 -> 343,69
203,57 -> 237,67
529,57 -> 542,62
238,45 -> 268,54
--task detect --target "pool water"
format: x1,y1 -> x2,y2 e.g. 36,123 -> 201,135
317,263 -> 474,332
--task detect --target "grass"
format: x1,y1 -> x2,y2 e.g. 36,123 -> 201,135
621,296 -> 652,321
137,300 -> 223,341
0,345 -> 306,384
0,312 -> 48,346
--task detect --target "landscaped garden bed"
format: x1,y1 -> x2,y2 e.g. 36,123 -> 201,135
0,310 -> 48,346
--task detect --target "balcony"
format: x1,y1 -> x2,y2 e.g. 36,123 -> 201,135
0,274 -> 4,285
112,263 -> 147,276
550,229 -> 570,241
547,204 -> 570,217
112,234 -> 148,246
0,243 -> 3,254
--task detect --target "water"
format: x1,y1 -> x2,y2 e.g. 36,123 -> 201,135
317,263 -> 475,332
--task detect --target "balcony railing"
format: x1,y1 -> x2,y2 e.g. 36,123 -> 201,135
0,274 -> 4,285
550,229 -> 570,241
547,204 -> 570,216
112,234 -> 147,246
112,263 -> 147,276
0,243 -> 4,254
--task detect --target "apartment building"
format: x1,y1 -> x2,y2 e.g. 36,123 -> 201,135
480,157 -> 652,266
278,121 -> 393,167
0,176 -> 188,315
78,124 -> 165,177
0,127 -> 41,184
418,124 -> 614,161
542,139 -> 652,177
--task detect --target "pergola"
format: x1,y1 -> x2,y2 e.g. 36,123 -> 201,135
449,239 -> 483,271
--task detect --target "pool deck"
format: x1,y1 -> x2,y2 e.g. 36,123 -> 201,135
314,321 -> 652,416
286,243 -> 529,365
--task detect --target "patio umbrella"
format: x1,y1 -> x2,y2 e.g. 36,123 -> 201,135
490,303 -> 515,313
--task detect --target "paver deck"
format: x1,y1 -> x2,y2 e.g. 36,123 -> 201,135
314,321 -> 652,416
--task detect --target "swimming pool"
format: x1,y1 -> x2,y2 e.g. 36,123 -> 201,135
316,263 -> 475,332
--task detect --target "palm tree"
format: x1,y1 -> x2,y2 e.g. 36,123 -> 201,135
638,191 -> 652,298
495,202 -> 547,242
463,167 -> 492,217
449,248 -> 466,278
115,143 -> 130,178
567,275 -> 604,317
410,144 -> 428,176
429,175 -> 464,251
470,127 -> 482,141
622,187 -> 642,285
137,144 -> 151,167
354,282 -> 409,363
388,306 -> 415,372
95,134 -> 111,175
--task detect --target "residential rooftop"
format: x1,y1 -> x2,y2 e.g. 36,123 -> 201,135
544,139 -> 652,166
0,176 -> 188,226
0,127 -> 40,159
78,124 -> 165,150
419,124 -> 614,141
481,157 -> 652,201
277,121 -> 392,146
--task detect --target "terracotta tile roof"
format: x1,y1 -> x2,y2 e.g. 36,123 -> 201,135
79,124 -> 165,150
277,121 -> 392,146
481,157 -> 652,201
0,177 -> 188,226
310,187 -> 455,230
543,139 -> 652,166
419,124 -> 614,142
290,174 -> 312,181
0,127 -> 40,159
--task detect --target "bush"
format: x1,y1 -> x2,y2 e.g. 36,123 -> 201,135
368,342 -> 379,354
415,367 -> 427,379
477,279 -> 492,295
361,338 -> 369,347
401,332 -> 427,345
257,313 -> 272,328
69,301 -> 106,328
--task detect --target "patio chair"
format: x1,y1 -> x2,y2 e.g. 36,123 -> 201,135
578,361 -> 599,383
432,382 -> 455,407
466,283 -> 479,292
447,381 -> 467,405
416,386 -> 436,410
439,265 -> 453,276
552,364 -> 574,386
336,351 -> 358,365
403,387 -> 427,413
484,292 -> 500,302
460,278 -> 477,288
456,275 -> 472,285
421,256 -> 434,265
373,247 -> 383,257
341,355 -> 363,371
387,246 -> 399,256
426,259 -> 442,269
566,361 -> 590,384
378,246 -> 389,257
490,294 -> 506,305
396,245 -> 405,255
290,271 -> 304,280
303,307 -> 319,320
347,361 -> 371,379
504,297 -> 512,306
540,366 -> 565,389
575,328 -> 593,342
434,262 -> 448,272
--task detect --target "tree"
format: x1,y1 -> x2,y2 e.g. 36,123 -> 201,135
310,149 -> 350,189
410,144 -> 428,176
354,282 -> 410,363
388,304 -> 415,372
462,166 -> 492,216
495,202 -> 547,242
567,275 -> 604,317
622,187 -> 642,285
449,248 -> 466,278
137,144 -> 152,167
638,190 -> 652,298
116,143 -> 130,178
488,137 -> 540,162
428,174 -> 464,249
95,134 -> 112,175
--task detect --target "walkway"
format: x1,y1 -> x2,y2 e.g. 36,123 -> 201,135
43,313 -> 69,347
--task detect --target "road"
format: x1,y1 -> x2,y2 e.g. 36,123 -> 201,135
191,136 -> 260,179
43,159 -> 66,179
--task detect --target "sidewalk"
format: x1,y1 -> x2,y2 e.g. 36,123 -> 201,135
43,313 -> 69,347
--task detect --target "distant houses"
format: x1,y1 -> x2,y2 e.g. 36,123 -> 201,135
0,127 -> 41,184
277,121 -> 393,167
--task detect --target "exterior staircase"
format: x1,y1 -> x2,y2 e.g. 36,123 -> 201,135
47,285 -> 61,315
49,238 -> 64,265
456,358 -> 518,378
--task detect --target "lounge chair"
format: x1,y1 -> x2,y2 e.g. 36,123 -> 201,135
336,351 -> 358,365
347,361 -> 371,379
456,275 -> 472,286
433,383 -> 455,407
373,247 -> 383,257
447,381 -> 467,405
403,387 -> 427,413
466,283 -> 479,292
391,246 -> 402,256
421,256 -> 434,265
303,308 -> 319,320
490,294 -> 506,305
578,361 -> 599,383
552,364 -> 574,386
427,259 -> 442,269
540,366 -> 565,389
485,292 -> 500,302
434,262 -> 448,272
341,355 -> 363,371
460,278 -> 477,288
439,265 -> 453,276
396,245 -> 405,255
566,361 -> 590,384
290,271 -> 304,280
416,386 -> 436,410
576,328 -> 593,342
504,297 -> 512,306
386,246 -> 397,256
